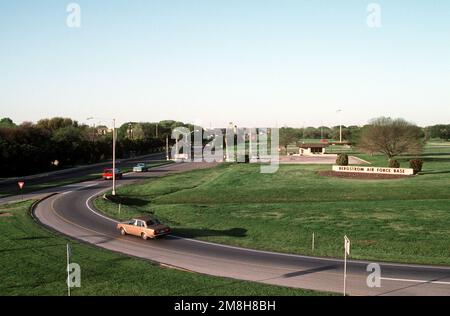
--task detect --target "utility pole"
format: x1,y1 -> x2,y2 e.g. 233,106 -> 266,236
112,118 -> 116,196
86,117 -> 96,142
166,136 -> 169,160
128,122 -> 133,139
337,109 -> 343,143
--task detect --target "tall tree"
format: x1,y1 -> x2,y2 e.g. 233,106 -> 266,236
279,127 -> 298,154
0,117 -> 16,128
358,117 -> 424,159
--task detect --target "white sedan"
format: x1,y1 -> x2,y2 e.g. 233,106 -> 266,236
133,163 -> 148,172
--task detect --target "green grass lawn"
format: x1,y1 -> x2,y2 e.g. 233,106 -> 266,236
0,200 -> 327,296
94,144 -> 450,266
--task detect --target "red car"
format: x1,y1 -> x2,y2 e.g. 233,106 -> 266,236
102,168 -> 123,180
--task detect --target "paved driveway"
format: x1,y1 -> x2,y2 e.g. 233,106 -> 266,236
279,154 -> 368,165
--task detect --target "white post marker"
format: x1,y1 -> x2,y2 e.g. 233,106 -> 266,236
343,235 -> 351,296
118,203 -> 121,214
66,243 -> 71,297
312,232 -> 315,252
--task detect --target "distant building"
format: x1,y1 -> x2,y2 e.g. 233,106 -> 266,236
298,143 -> 329,156
96,125 -> 110,135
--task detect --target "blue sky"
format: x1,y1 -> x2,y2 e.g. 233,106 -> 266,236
1,0 -> 449,128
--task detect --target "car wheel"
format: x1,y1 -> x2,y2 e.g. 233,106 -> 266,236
120,228 -> 126,236
141,233 -> 148,240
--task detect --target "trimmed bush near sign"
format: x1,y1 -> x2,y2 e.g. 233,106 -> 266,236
388,159 -> 400,168
336,153 -> 349,166
409,159 -> 423,174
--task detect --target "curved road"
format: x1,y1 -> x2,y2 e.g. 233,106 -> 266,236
32,162 -> 450,296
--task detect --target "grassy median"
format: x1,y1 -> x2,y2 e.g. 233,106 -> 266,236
94,143 -> 450,266
0,200 -> 327,296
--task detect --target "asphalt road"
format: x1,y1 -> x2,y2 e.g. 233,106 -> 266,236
0,152 -> 165,201
25,162 -> 450,295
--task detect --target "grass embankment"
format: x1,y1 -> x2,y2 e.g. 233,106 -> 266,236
95,144 -> 450,266
0,200 -> 327,296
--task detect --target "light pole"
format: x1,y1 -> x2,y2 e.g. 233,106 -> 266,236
87,116 -> 117,195
336,109 -> 343,143
127,122 -> 133,139
112,118 -> 116,196
166,136 -> 169,160
86,117 -> 96,142
320,121 -> 324,140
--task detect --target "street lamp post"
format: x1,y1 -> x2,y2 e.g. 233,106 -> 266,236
86,117 -> 96,142
87,116 -> 117,196
166,136 -> 169,160
337,109 -> 343,143
112,118 -> 116,196
128,122 -> 133,139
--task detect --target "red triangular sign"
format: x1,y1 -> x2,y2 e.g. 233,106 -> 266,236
18,181 -> 25,189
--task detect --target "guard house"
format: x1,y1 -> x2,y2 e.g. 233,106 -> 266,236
298,143 -> 329,156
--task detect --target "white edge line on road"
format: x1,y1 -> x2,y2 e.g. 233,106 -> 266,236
169,235 -> 448,270
85,189 -> 119,224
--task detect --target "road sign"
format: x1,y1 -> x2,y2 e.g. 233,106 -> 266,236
18,181 -> 24,189
344,235 -> 351,256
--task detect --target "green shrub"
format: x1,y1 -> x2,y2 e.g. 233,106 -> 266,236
409,159 -> 423,174
388,159 -> 400,168
336,153 -> 349,166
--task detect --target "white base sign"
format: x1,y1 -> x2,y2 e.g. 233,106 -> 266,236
332,165 -> 414,176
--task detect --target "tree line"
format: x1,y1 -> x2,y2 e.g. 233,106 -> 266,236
0,117 -> 191,177
0,116 -> 447,177
425,124 -> 450,141
280,119 -> 449,161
